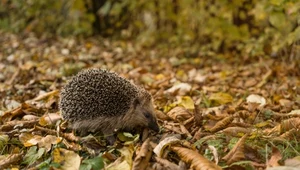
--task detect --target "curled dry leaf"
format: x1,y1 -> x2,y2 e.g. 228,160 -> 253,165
202,105 -> 229,118
153,136 -> 181,157
171,146 -> 222,170
31,90 -> 59,101
165,83 -> 192,95
221,127 -> 252,137
209,116 -> 234,133
155,110 -> 171,121
167,107 -> 192,122
22,114 -> 39,121
155,157 -> 182,170
132,138 -> 152,170
246,94 -> 266,107
0,120 -> 38,132
222,134 -> 248,165
39,112 -> 62,126
267,147 -> 282,168
194,104 -> 203,126
280,117 -> 300,134
0,153 -> 23,169
107,145 -> 134,170
1,103 -> 31,122
179,123 -> 192,138
52,148 -> 81,170
280,129 -> 300,139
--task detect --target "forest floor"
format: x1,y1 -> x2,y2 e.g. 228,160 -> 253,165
0,32 -> 300,170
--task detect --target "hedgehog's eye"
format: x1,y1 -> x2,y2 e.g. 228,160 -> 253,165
144,112 -> 151,119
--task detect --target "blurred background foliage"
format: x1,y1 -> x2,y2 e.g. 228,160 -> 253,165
0,0 -> 299,57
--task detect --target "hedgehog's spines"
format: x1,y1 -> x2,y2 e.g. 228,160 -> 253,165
59,68 -> 159,136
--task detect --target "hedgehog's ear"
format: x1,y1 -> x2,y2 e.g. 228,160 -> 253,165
133,98 -> 140,109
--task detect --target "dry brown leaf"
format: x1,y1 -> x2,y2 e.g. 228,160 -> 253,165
279,99 -> 294,108
222,127 -> 251,137
179,123 -> 192,138
155,157 -> 182,170
1,103 -> 31,122
31,90 -> 59,101
222,134 -> 248,165
166,107 -> 192,122
39,112 -> 62,126
38,135 -> 62,152
171,146 -> 222,170
209,116 -> 234,133
267,147 -> 282,168
153,136 -> 181,157
0,120 -> 38,132
280,129 -> 300,139
0,153 -> 23,169
194,104 -> 203,126
155,110 -> 171,121
280,117 -> 300,134
132,138 -> 152,170
202,105 -> 229,118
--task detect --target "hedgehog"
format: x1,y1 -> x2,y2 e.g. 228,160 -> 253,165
59,68 -> 159,144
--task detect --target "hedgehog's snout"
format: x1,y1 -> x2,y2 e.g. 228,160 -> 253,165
144,111 -> 160,132
148,120 -> 160,132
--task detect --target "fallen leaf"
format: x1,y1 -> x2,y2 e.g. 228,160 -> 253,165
246,94 -> 266,107
39,113 -> 62,126
171,146 -> 222,170
132,138 -> 152,170
166,107 -> 192,122
178,96 -> 195,110
153,136 -> 181,157
165,83 -> 192,95
222,134 -> 248,164
209,92 -> 233,105
267,147 -> 282,167
53,148 -> 81,170
107,145 -> 134,170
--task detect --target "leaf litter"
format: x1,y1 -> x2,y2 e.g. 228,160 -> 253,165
0,32 -> 300,169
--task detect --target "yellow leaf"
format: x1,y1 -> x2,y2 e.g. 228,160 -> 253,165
107,145 -> 134,170
53,148 -> 80,170
179,96 -> 195,110
209,92 -> 233,105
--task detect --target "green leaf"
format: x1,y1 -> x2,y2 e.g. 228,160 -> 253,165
270,0 -> 284,6
80,155 -> 104,170
269,12 -> 286,30
23,146 -> 46,166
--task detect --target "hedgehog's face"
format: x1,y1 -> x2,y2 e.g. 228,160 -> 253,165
131,91 -> 160,132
